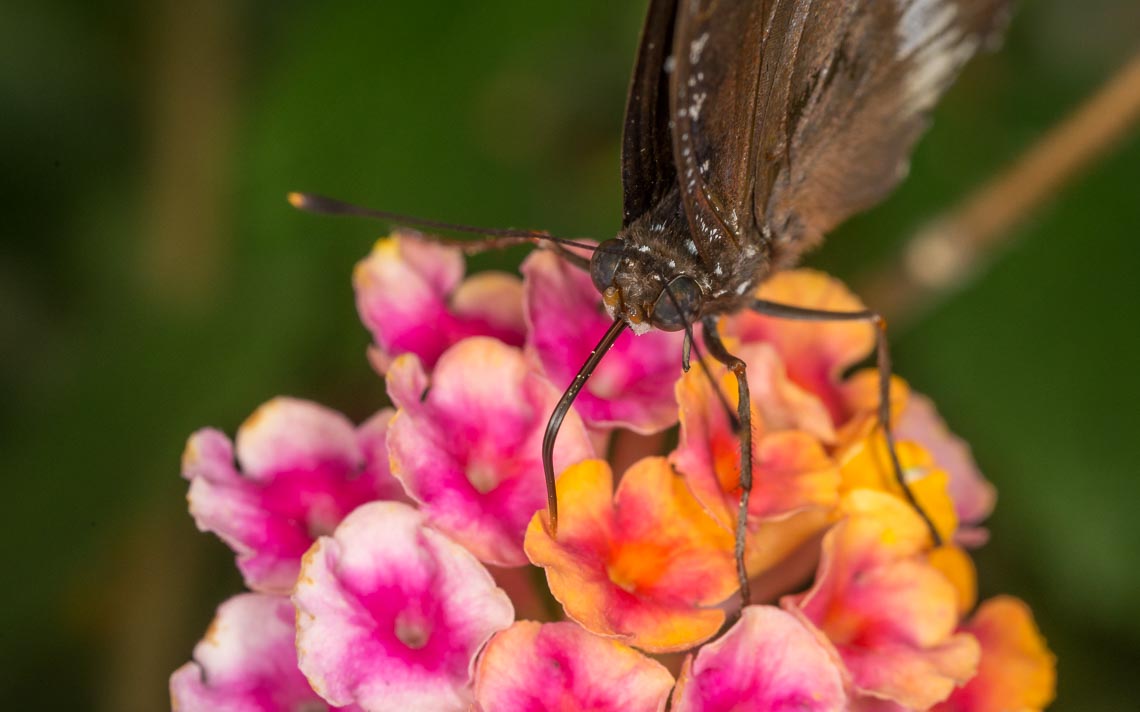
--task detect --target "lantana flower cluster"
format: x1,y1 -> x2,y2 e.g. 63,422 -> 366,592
172,233 -> 1056,711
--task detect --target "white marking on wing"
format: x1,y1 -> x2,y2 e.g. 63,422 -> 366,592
897,0 -> 957,58
689,91 -> 708,121
907,34 -> 979,111
689,32 -> 710,65
895,1 -> 981,114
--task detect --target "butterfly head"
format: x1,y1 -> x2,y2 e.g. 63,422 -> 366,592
590,237 -> 704,334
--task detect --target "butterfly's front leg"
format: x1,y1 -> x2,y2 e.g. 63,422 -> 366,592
701,317 -> 754,610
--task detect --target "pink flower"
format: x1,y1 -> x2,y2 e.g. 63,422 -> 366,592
182,398 -> 402,593
293,501 -> 514,711
671,606 -> 847,712
386,337 -> 594,566
474,621 -> 674,712
170,593 -> 360,711
523,249 -> 684,433
784,490 -> 980,710
354,231 -> 525,373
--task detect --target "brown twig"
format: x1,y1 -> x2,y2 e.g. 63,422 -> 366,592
858,49 -> 1140,324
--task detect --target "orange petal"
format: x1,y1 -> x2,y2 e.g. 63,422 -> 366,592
934,596 -> 1056,712
672,361 -> 840,528
750,431 -> 840,521
927,545 -> 978,616
837,369 -> 911,444
838,435 -> 958,545
740,341 -> 836,443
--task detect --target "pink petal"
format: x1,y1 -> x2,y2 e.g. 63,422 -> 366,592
293,501 -> 515,711
353,232 -> 525,373
170,593 -> 359,711
355,408 -> 410,505
895,393 -> 996,547
474,621 -> 674,712
183,398 -> 402,593
523,249 -> 684,433
387,338 -> 594,566
672,606 -> 847,712
785,491 -> 980,710
741,342 -> 836,443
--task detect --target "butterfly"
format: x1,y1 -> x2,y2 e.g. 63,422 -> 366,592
293,0 -> 1012,605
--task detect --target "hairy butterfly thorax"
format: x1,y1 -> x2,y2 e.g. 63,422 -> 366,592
593,186 -> 773,334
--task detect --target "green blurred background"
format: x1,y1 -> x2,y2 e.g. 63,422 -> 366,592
2,1 -> 1137,709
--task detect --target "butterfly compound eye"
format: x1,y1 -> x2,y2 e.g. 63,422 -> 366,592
651,275 -> 702,331
589,239 -> 624,292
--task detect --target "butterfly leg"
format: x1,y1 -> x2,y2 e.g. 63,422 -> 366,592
749,298 -> 943,546
700,316 -> 753,608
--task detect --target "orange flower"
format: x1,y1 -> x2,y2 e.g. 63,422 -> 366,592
524,458 -> 737,652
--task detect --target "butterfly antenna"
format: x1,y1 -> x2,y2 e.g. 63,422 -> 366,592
288,191 -> 607,254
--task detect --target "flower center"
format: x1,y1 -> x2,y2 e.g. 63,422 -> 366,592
466,459 -> 503,494
394,609 -> 432,650
606,540 -> 669,593
305,499 -> 341,539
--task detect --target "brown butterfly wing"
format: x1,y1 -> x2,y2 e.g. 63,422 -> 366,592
621,0 -> 681,228
668,0 -> 1011,266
